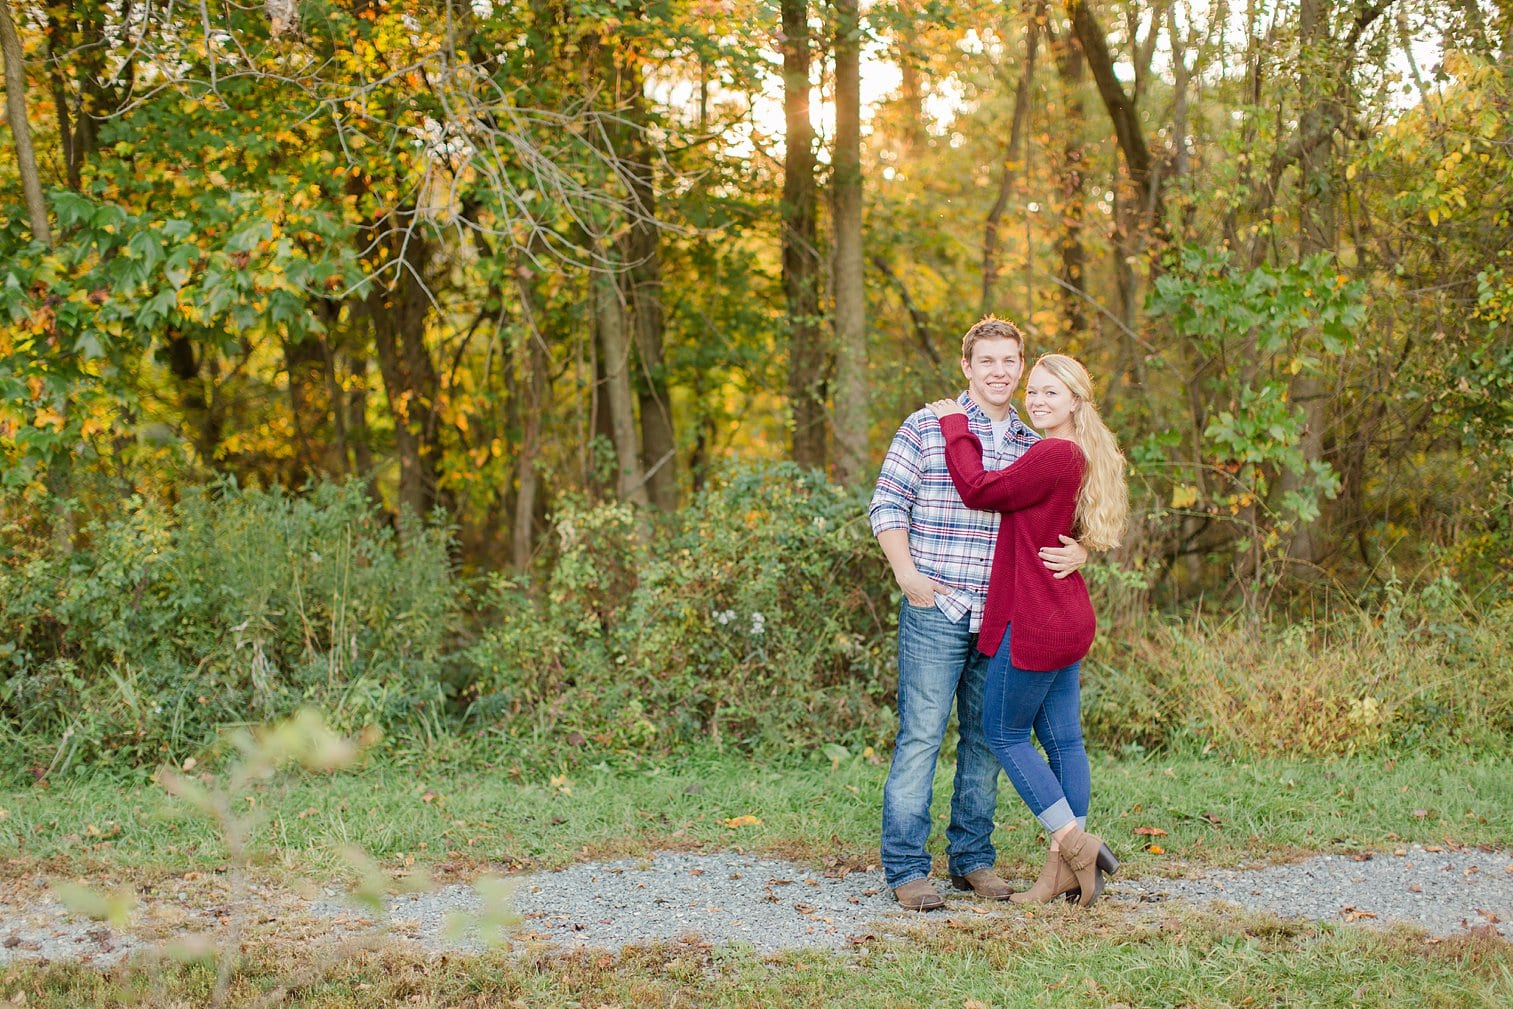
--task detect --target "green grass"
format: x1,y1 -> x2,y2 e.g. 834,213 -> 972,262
1,746 -> 1509,1007
3,747 -> 1508,880
3,910 -> 1508,1007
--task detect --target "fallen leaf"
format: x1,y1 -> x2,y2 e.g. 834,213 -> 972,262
1201,812 -> 1223,826
1134,826 -> 1168,837
721,815 -> 763,828
1412,808 -> 1429,819
1146,844 -> 1165,854
1407,883 -> 1422,893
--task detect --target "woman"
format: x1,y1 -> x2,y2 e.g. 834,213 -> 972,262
927,353 -> 1127,907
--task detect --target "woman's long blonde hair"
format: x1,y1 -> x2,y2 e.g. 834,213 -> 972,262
1032,354 -> 1128,551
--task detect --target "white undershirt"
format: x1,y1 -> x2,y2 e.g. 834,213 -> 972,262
989,416 -> 1014,449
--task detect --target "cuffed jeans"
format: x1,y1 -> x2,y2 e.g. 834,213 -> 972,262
880,601 -> 1000,889
982,624 -> 1090,834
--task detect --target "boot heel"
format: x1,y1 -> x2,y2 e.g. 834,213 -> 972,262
948,874 -> 971,891
1096,843 -> 1120,876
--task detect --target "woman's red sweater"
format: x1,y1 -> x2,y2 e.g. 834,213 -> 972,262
938,415 -> 1095,671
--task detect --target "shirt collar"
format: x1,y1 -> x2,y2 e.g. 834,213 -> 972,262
958,391 -> 1028,433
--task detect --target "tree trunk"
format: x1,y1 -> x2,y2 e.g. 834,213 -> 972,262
894,3 -> 927,158
512,261 -> 550,571
831,0 -> 868,486
367,239 -> 443,520
1280,0 -> 1334,566
1049,11 -> 1088,338
1,0 -> 51,244
592,264 -> 650,507
981,6 -> 1041,317
781,0 -> 827,471
1067,0 -> 1157,213
622,84 -> 678,511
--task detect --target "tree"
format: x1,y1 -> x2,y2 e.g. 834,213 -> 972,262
1,0 -> 48,244
781,0 -> 827,471
831,0 -> 868,485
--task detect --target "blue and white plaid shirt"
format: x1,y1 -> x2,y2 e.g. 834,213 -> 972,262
868,392 -> 1040,631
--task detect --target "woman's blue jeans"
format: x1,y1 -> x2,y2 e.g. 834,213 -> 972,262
982,625 -> 1090,834
880,601 -> 1000,890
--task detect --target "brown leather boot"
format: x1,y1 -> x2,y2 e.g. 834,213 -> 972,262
948,867 -> 1015,900
1058,828 -> 1117,908
893,878 -> 945,911
1009,848 -> 1080,904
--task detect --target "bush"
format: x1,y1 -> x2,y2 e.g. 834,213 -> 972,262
463,463 -> 899,763
0,480 -> 461,774
1084,571 -> 1512,756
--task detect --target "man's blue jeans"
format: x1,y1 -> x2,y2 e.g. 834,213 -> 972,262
880,601 -> 1000,889
981,625 -> 1090,834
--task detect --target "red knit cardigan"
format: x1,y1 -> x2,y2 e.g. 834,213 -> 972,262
938,415 -> 1095,671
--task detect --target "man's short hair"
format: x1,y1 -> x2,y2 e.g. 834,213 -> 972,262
961,316 -> 1026,362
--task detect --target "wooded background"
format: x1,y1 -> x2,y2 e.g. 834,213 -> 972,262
2,0 -> 1508,598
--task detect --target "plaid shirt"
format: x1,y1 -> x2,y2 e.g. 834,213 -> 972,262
869,392 -> 1040,631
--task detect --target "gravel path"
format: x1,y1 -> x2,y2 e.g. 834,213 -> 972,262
2,845 -> 1508,966
1122,844 -> 1511,938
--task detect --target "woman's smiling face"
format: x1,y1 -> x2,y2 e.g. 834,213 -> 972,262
1023,364 -> 1078,436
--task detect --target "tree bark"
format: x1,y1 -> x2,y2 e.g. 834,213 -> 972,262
1067,0 -> 1158,215
1,0 -> 51,244
781,0 -> 827,471
592,264 -> 651,507
981,5 -> 1041,317
367,239 -> 443,521
1279,0 -> 1335,566
893,3 -> 927,158
1049,11 -> 1088,338
831,0 -> 868,486
512,260 -> 550,571
622,83 -> 678,511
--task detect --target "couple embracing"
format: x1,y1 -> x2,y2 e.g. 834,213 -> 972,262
869,316 -> 1127,911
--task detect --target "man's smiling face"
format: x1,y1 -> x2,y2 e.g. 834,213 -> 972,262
960,336 -> 1025,420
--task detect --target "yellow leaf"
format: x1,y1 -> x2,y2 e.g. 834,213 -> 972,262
1170,484 -> 1199,510
721,815 -> 763,828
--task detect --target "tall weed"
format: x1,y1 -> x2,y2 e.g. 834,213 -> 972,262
1085,573 -> 1511,756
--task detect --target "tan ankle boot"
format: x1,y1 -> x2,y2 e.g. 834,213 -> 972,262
1058,828 -> 1117,908
1009,847 -> 1080,904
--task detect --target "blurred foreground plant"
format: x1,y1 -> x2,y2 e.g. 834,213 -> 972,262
51,710 -> 516,1007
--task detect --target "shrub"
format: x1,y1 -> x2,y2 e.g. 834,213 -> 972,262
0,480 -> 461,775
463,463 -> 899,763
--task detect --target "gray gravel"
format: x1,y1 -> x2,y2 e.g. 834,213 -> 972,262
3,845 -> 1508,966
1119,844 -> 1512,940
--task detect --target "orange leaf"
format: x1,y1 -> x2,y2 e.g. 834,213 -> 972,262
721,815 -> 763,828
1146,844 -> 1165,854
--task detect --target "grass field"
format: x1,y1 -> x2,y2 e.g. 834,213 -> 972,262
4,747 -> 1507,876
2,746 -> 1509,1007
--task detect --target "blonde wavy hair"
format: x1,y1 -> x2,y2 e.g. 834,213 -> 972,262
1032,354 -> 1128,551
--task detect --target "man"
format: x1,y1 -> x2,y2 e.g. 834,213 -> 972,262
869,316 -> 1087,910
